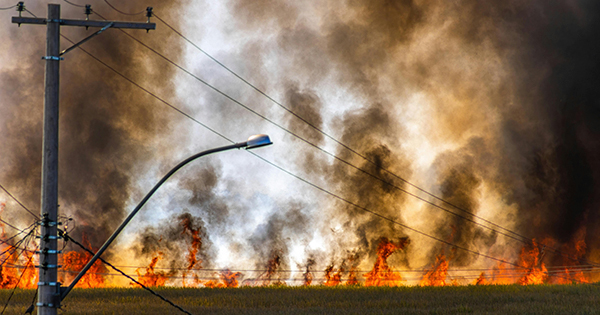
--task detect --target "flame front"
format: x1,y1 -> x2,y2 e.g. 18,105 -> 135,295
420,254 -> 450,286
363,237 -> 409,287
204,269 -> 242,288
133,254 -> 170,287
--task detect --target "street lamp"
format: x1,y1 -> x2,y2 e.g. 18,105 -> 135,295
60,134 -> 273,300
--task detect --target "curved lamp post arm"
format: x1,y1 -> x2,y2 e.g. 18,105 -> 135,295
60,135 -> 272,300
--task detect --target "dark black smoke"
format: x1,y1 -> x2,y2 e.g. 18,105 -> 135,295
0,1 -> 187,253
131,212 -> 210,271
228,0 -> 600,270
284,85 -> 327,175
330,103 -> 412,265
4,0 -> 599,281
452,0 -> 600,247
247,201 -> 311,273
507,1 -> 600,248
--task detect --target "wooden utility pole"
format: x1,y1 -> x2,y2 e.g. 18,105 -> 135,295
39,4 -> 60,315
12,4 -> 155,315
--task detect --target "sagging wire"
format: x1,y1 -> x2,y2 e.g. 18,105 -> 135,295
59,229 -> 194,315
0,223 -> 39,260
62,0 -> 85,8
146,9 -> 600,271
0,184 -> 36,219
0,229 -> 37,315
0,4 -> 17,11
33,3 -> 597,285
54,21 -> 585,282
96,8 -> 599,270
103,0 -> 145,16
0,221 -> 38,247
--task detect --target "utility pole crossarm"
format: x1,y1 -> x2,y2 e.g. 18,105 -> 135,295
12,17 -> 155,30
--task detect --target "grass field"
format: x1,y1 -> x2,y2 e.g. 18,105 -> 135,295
1,284 -> 600,314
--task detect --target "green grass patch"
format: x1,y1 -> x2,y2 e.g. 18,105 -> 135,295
1,284 -> 599,314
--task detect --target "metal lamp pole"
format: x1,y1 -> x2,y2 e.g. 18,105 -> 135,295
60,134 -> 273,300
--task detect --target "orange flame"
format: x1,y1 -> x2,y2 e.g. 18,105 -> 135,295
549,227 -> 589,284
364,237 -> 409,287
204,269 -> 242,288
517,239 -> 547,285
0,204 -> 37,288
420,254 -> 450,286
302,259 -> 315,286
133,253 -> 170,287
475,272 -> 487,285
346,266 -> 359,285
345,254 -> 359,285
60,234 -> 107,288
62,250 -> 106,288
181,216 -> 202,287
0,246 -> 37,288
324,264 -> 343,286
489,262 -> 514,285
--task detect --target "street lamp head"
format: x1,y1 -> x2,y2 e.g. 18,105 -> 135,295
245,134 -> 273,149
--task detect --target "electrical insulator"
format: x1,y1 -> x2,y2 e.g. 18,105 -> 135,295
85,5 -> 92,20
146,7 -> 153,23
17,1 -> 25,18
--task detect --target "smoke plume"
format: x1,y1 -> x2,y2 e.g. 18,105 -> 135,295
1,0 -> 599,285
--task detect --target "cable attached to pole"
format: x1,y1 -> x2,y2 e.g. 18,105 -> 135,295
59,230 -> 194,315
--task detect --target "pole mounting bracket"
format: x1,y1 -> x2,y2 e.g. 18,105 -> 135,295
36,249 -> 62,255
41,56 -> 64,61
38,282 -> 62,286
60,22 -> 114,56
36,235 -> 62,240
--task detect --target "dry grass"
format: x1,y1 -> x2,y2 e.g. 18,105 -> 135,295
1,284 -> 599,314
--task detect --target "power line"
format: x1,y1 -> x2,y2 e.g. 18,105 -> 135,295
51,14 -> 593,281
60,229 -> 193,315
97,11 -> 529,242
38,4 -> 595,281
130,11 -> 600,270
248,151 -> 522,268
0,222 -> 38,247
62,0 -> 85,8
0,183 -> 38,218
0,216 -> 35,235
101,19 -> 600,269
4,262 -> 595,275
0,4 -> 16,11
24,8 -> 36,18
0,184 -> 43,240
55,28 -> 520,273
0,226 -> 38,261
150,13 -> 533,243
58,34 -> 230,142
102,14 -> 524,241
103,0 -> 145,16
0,226 -> 37,272
0,236 -> 36,315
